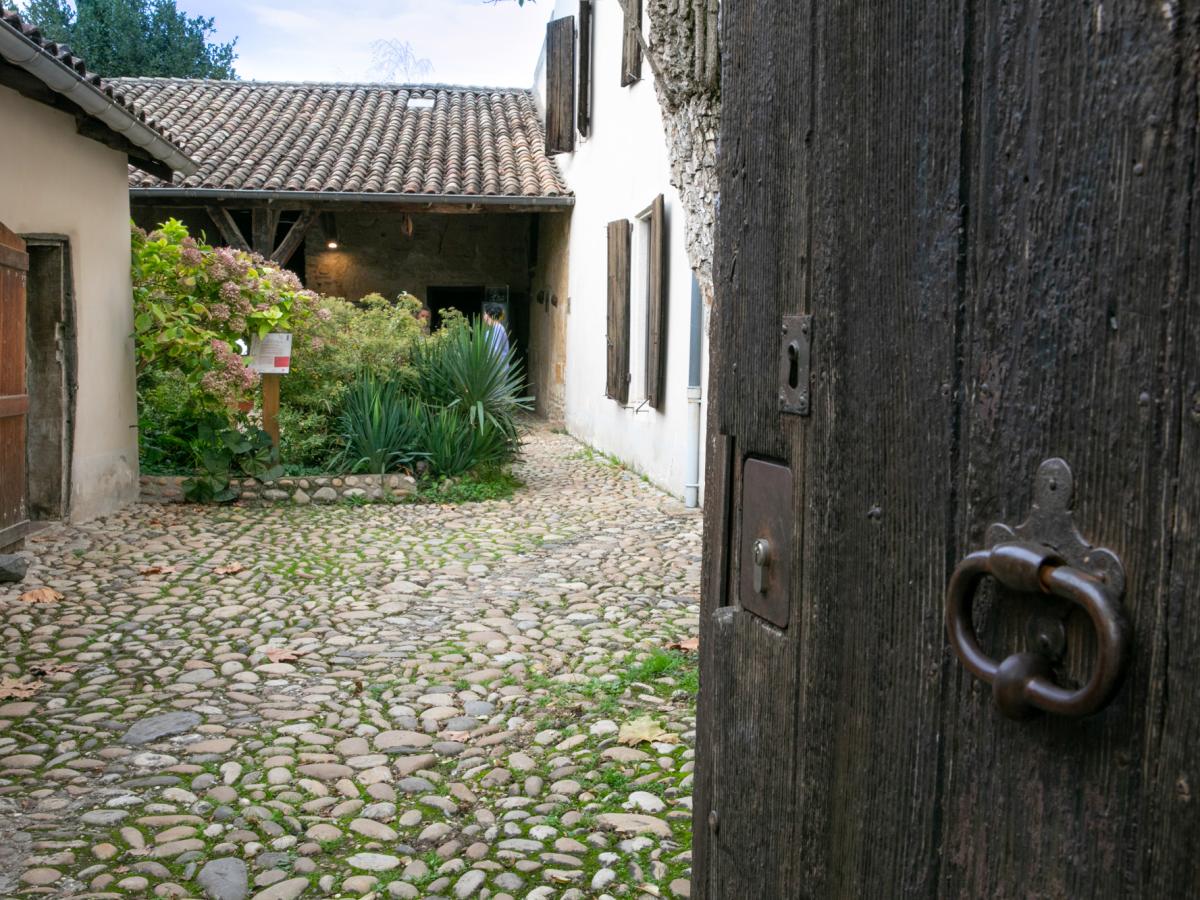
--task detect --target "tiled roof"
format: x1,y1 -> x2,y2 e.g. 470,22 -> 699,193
0,9 -> 193,171
113,78 -> 571,199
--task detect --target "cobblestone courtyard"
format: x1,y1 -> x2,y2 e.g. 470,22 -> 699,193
0,429 -> 702,899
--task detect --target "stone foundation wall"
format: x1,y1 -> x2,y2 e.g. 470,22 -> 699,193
139,474 -> 417,505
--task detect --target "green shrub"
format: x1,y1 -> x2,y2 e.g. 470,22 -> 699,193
281,292 -> 424,464
182,419 -> 283,503
278,406 -> 340,472
132,219 -> 312,413
334,372 -> 425,474
414,318 -> 533,445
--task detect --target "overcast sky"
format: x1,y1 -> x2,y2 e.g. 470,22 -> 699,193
178,0 -> 552,87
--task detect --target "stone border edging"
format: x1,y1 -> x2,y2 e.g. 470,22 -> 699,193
139,473 -> 417,505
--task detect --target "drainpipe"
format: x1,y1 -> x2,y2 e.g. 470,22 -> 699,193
684,275 -> 704,509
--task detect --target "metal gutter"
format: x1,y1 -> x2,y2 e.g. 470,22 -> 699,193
129,187 -> 575,208
0,22 -> 197,175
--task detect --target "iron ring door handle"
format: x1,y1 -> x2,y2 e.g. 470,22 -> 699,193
946,541 -> 1130,719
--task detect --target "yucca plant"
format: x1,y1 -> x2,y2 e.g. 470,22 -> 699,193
420,406 -> 512,478
414,319 -> 533,444
334,372 -> 424,474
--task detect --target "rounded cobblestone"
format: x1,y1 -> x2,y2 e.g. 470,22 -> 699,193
0,428 -> 699,896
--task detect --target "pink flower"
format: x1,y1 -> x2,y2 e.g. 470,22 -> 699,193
220,281 -> 240,303
209,303 -> 230,322
181,247 -> 203,267
315,307 -> 332,321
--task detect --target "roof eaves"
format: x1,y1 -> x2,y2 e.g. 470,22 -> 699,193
129,186 -> 575,208
0,13 -> 197,175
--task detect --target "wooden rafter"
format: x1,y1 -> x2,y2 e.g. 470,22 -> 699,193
205,206 -> 250,251
271,210 -> 318,265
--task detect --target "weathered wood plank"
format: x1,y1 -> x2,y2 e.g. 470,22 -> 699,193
606,219 -> 631,404
577,0 -> 593,137
250,207 -> 280,257
0,222 -> 28,545
701,0 -> 962,893
621,0 -> 642,86
546,16 -> 576,155
271,210 -> 318,265
206,206 -> 250,251
645,194 -> 668,409
939,4 -> 1200,897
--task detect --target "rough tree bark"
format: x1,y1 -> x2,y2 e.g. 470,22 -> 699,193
632,0 -> 721,298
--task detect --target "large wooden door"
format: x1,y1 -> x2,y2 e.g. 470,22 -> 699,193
694,2 -> 1198,897
0,222 -> 29,551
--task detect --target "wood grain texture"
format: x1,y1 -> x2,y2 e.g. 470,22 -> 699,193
546,16 -> 577,155
0,222 -> 28,546
939,4 -> 1200,897
621,0 -> 643,86
271,210 -> 317,265
646,194 -> 669,409
578,0 -> 592,137
699,0 -> 1200,896
606,219 -> 631,404
251,207 -> 281,257
206,206 -> 250,251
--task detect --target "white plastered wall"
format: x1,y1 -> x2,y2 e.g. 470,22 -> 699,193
536,0 -> 708,503
0,85 -> 140,521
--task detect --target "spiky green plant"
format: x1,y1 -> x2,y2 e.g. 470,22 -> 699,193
414,319 -> 533,443
333,372 -> 424,474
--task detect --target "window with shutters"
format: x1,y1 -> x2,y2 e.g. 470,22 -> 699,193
606,220 -> 631,403
545,16 -> 576,154
611,197 -> 668,410
621,0 -> 643,86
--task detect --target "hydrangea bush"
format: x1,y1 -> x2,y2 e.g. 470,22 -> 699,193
132,218 -> 314,411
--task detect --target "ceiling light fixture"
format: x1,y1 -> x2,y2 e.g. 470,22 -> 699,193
327,240 -> 339,250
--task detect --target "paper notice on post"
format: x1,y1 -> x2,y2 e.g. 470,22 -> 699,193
248,332 -> 293,374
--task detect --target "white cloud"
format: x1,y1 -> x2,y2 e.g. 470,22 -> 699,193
187,0 -> 553,87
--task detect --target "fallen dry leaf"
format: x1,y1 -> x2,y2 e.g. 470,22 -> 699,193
0,676 -> 46,699
667,636 -> 699,653
618,716 -> 680,746
28,662 -> 79,677
264,648 -> 303,663
138,565 -> 179,576
213,563 -> 245,575
19,587 -> 63,604
444,730 -> 472,742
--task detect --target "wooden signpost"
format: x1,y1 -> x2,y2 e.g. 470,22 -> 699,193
248,332 -> 292,448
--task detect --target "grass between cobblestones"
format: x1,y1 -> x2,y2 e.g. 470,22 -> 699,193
0,428 -> 700,899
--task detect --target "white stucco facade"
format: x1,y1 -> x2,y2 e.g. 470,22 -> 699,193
0,84 -> 140,522
537,0 -> 708,504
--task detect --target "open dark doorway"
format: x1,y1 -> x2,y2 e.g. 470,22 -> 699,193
427,285 -> 485,327
24,236 -> 75,521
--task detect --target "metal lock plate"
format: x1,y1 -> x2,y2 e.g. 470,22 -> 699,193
739,458 -> 794,627
779,314 -> 812,416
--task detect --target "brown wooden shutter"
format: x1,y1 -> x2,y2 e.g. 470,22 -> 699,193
621,0 -> 643,86
0,221 -> 29,549
606,219 -> 632,404
645,194 -> 669,409
577,0 -> 592,136
545,16 -> 576,155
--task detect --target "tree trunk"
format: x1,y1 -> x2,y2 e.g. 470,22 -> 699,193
644,0 -> 720,301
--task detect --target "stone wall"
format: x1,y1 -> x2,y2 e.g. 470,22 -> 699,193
140,474 -> 416,505
305,211 -> 535,304
528,212 -> 570,423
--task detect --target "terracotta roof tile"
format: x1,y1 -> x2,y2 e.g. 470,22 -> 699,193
0,10 -> 190,161
113,78 -> 571,199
